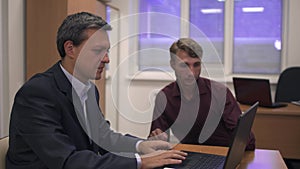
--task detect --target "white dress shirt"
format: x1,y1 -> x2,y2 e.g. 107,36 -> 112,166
59,64 -> 142,169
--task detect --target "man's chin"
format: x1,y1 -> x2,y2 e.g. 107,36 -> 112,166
93,71 -> 103,80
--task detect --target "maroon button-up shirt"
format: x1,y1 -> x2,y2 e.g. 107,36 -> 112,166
150,77 -> 255,150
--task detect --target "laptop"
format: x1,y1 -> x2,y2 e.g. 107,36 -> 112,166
233,77 -> 287,108
162,102 -> 259,169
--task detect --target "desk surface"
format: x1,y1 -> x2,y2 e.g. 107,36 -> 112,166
240,103 -> 300,116
173,144 -> 287,169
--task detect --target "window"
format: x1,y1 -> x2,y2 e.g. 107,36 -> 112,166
190,0 -> 224,64
233,0 -> 282,74
138,0 -> 181,71
135,0 -> 283,76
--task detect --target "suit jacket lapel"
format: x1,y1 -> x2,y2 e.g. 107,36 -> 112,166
49,62 -> 87,132
50,62 -> 74,103
44,61 -> 101,153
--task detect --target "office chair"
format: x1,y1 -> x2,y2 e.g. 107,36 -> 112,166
275,67 -> 300,102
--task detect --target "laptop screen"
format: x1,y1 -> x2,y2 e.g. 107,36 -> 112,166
223,102 -> 258,169
163,102 -> 258,169
233,77 -> 273,106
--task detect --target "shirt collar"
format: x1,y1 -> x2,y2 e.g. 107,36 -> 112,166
59,64 -> 91,101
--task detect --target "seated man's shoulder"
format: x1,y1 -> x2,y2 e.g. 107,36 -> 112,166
25,72 -> 54,87
161,81 -> 177,93
18,71 -> 57,98
202,77 -> 228,91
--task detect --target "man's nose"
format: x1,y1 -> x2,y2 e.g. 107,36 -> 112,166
189,66 -> 196,75
102,53 -> 110,63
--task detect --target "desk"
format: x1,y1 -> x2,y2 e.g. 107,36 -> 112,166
173,144 -> 287,169
240,103 -> 300,159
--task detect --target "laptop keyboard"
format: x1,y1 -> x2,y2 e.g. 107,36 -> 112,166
164,151 -> 225,169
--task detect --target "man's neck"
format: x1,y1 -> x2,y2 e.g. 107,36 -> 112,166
61,60 -> 89,84
178,82 -> 198,101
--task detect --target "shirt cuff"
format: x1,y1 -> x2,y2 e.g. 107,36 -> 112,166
135,140 -> 143,153
135,153 -> 142,169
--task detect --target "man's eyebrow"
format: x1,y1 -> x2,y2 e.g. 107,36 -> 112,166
92,46 -> 109,49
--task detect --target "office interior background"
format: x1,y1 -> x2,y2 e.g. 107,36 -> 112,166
0,0 -> 300,140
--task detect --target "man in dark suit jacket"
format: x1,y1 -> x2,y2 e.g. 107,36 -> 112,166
6,12 -> 186,169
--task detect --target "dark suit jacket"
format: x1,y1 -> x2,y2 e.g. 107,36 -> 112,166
6,62 -> 140,169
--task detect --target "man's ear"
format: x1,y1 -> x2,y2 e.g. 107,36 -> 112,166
170,58 -> 175,70
64,40 -> 75,59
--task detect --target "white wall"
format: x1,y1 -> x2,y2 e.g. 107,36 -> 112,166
0,0 -> 9,138
0,0 -> 25,138
286,0 -> 300,67
8,0 -> 25,109
105,0 -> 168,138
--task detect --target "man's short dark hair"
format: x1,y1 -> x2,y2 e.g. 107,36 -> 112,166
56,12 -> 112,57
169,38 -> 203,60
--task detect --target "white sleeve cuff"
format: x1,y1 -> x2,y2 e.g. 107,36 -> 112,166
135,153 -> 142,169
135,140 -> 143,153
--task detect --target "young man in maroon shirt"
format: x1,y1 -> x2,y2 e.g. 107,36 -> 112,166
149,38 -> 255,150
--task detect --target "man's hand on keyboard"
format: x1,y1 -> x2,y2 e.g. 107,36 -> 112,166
140,150 -> 187,169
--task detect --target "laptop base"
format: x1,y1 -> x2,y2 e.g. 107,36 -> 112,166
261,102 -> 287,108
241,102 -> 287,108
